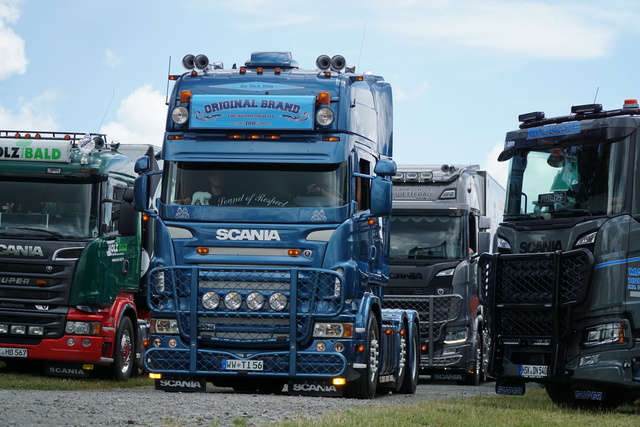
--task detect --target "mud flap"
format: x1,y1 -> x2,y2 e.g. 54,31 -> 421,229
155,377 -> 207,392
495,377 -> 526,395
44,362 -> 92,378
288,380 -> 343,397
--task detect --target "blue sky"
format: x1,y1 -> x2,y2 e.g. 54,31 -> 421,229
1,0 -> 639,186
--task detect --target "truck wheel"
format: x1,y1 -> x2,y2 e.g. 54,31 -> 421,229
345,313 -> 380,399
460,335 -> 482,386
397,321 -> 419,394
110,316 -> 134,381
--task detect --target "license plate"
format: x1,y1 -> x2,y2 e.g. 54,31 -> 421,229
0,347 -> 28,358
222,359 -> 263,371
519,364 -> 548,378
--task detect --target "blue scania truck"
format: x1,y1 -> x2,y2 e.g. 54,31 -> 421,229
134,52 -> 420,398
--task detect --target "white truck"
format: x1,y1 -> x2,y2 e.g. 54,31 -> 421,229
383,165 -> 504,384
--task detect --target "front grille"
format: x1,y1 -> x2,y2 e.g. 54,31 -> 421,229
146,348 -> 346,376
384,294 -> 463,368
384,294 -> 462,326
479,249 -> 593,339
148,266 -> 344,346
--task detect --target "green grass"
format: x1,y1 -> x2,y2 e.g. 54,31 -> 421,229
0,361 -> 153,390
278,388 -> 640,427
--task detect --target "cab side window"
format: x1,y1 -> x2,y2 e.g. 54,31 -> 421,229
356,159 -> 371,212
105,179 -> 128,233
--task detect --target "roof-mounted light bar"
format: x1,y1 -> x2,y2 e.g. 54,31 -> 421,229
518,111 -> 545,123
571,103 -> 603,114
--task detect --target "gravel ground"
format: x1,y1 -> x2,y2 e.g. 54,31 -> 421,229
0,380 -> 495,427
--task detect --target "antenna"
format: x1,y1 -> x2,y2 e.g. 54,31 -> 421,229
98,89 -> 115,132
593,87 -> 600,104
357,22 -> 367,72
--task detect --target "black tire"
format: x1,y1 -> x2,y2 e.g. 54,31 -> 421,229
345,313 -> 380,399
460,334 -> 482,386
397,321 -> 419,394
110,316 -> 134,381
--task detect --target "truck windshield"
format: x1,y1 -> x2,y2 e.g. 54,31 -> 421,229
0,180 -> 99,239
504,141 -> 627,220
390,216 -> 466,261
164,161 -> 348,208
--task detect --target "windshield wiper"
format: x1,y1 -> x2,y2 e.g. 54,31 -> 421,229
504,213 -> 546,221
547,208 -> 593,217
8,227 -> 65,239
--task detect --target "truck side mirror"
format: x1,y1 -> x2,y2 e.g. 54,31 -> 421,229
134,175 -> 150,212
478,231 -> 491,254
118,201 -> 138,237
374,159 -> 397,177
479,216 -> 491,230
370,176 -> 392,216
135,156 -> 150,174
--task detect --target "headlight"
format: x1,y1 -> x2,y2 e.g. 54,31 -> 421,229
172,106 -> 189,125
576,231 -> 597,247
334,268 -> 344,297
440,189 -> 456,199
444,329 -> 467,344
202,291 -> 220,310
65,321 -> 101,336
315,107 -> 334,126
155,267 -> 165,293
151,318 -> 179,334
246,292 -> 265,311
269,292 -> 288,311
313,323 -> 353,338
497,237 -> 511,250
224,292 -> 243,311
436,268 -> 455,277
582,323 -> 625,347
29,326 -> 44,336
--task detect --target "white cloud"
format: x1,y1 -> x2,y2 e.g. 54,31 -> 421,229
0,90 -> 59,129
393,81 -> 430,102
376,0 -> 621,60
100,85 -> 166,149
104,48 -> 122,69
0,0 -> 27,79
